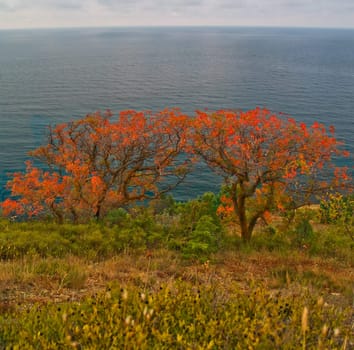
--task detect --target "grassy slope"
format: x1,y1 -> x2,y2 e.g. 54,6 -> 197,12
0,208 -> 353,348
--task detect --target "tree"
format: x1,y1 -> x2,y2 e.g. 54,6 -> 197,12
190,108 -> 351,242
2,109 -> 190,222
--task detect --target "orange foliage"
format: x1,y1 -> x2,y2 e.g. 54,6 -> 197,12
1,107 -> 351,234
190,107 -> 351,241
2,109 -> 190,222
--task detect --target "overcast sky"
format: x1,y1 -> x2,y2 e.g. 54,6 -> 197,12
0,0 -> 354,29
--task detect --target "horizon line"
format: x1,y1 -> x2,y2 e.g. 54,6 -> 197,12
1,24 -> 354,31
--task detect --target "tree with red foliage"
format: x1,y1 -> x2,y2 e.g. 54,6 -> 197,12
190,108 -> 351,241
2,109 -> 190,222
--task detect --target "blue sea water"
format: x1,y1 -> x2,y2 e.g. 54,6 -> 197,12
0,27 -> 353,201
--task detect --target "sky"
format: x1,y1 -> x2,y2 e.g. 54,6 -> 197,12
0,0 -> 354,29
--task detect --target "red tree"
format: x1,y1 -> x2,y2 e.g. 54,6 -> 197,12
190,108 -> 351,241
2,109 -> 190,222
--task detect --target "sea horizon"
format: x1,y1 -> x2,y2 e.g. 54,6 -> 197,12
1,25 -> 354,31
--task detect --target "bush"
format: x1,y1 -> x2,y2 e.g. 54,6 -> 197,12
293,218 -> 314,247
308,226 -> 353,263
0,221 -> 71,259
250,227 -> 291,253
320,194 -> 353,225
103,208 -> 130,227
320,194 -> 353,240
182,215 -> 221,261
175,192 -> 221,231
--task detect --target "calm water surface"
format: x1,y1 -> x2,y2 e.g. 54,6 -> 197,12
0,27 -> 353,200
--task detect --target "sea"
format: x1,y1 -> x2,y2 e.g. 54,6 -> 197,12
0,27 -> 353,201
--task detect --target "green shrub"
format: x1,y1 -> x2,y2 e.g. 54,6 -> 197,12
182,215 -> 220,261
293,218 -> 314,246
320,194 -> 353,241
0,223 -> 71,259
103,208 -> 130,227
175,192 -> 221,231
308,225 -> 353,263
280,208 -> 316,250
320,194 -> 353,225
250,227 -> 291,253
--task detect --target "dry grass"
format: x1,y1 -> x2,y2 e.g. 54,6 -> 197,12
1,249 -> 353,311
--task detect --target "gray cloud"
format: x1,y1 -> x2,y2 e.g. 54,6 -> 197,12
0,0 -> 83,12
35,0 -> 83,10
0,0 -> 26,12
96,0 -> 206,12
97,0 -> 139,7
97,0 -> 205,7
211,0 -> 354,14
0,0 -> 353,28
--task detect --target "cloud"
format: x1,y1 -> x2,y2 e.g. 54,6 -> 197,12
0,0 -> 83,12
210,0 -> 354,14
36,0 -> 84,10
88,0 -> 210,19
96,0 -> 206,13
0,0 -> 353,28
0,0 -> 26,12
97,0 -> 205,7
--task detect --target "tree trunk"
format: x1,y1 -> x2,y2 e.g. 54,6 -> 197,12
234,193 -> 252,242
240,225 -> 252,242
95,204 -> 101,221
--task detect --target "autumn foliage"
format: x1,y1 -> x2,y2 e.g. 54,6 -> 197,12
1,108 -> 351,240
190,108 -> 351,241
2,109 -> 190,222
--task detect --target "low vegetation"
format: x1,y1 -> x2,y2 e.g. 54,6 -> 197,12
0,193 -> 353,349
1,281 -> 352,349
